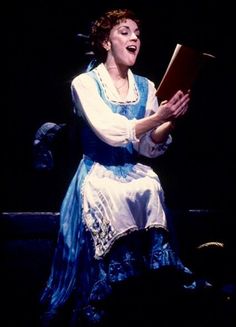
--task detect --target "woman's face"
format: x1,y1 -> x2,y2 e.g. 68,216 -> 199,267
105,19 -> 141,67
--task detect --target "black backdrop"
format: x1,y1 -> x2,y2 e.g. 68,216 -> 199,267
4,0 -> 235,213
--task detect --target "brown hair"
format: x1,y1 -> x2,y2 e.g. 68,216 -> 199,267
90,8 -> 141,62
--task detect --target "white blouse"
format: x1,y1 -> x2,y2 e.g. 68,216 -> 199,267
71,63 -> 172,158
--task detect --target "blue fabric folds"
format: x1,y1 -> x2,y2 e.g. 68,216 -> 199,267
40,73 -> 194,326
40,222 -> 193,325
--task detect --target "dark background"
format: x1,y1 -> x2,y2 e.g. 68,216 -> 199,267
2,2 -> 235,327
4,0 -> 235,212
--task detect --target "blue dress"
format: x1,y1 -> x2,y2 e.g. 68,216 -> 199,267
40,66 -> 194,326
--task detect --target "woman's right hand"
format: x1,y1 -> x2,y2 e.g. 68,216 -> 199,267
156,90 -> 190,123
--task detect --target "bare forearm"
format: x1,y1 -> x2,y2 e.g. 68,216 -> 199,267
135,90 -> 190,141
134,112 -> 174,143
134,114 -> 173,143
135,113 -> 164,139
150,121 -> 175,143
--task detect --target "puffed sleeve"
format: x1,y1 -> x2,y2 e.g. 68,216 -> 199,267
133,79 -> 172,158
71,73 -> 138,147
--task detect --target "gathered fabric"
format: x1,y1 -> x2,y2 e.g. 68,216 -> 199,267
40,68 -> 194,326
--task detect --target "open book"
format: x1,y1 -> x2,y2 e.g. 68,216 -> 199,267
156,44 -> 215,102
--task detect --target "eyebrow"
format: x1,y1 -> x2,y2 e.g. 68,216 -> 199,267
117,25 -> 140,32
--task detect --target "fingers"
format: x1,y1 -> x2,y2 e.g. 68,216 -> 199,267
168,91 -> 190,118
175,99 -> 189,118
168,90 -> 190,106
160,100 -> 168,105
168,90 -> 183,105
158,90 -> 190,122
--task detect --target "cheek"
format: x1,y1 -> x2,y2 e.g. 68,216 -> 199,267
112,39 -> 124,49
112,43 -> 126,57
137,40 -> 141,51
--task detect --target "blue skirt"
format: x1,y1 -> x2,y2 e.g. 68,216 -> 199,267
40,158 -> 196,326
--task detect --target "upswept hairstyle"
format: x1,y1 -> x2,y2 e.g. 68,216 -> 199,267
90,8 -> 141,62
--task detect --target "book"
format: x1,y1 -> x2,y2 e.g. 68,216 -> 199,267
156,43 -> 215,102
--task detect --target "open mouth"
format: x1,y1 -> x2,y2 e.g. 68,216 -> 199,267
126,45 -> 137,53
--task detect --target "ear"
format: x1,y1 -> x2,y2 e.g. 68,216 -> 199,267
102,40 -> 111,51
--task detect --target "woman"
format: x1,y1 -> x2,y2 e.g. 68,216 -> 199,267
40,8 -> 197,326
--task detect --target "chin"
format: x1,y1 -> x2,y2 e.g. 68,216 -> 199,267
127,59 -> 137,66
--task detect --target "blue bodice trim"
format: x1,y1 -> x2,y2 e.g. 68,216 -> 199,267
81,72 -> 148,168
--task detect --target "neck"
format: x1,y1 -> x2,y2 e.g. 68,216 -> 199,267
104,61 -> 129,99
104,61 -> 128,81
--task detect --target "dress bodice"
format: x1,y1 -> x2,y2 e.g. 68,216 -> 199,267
80,72 -> 148,167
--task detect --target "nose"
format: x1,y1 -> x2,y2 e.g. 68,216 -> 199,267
130,32 -> 138,41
